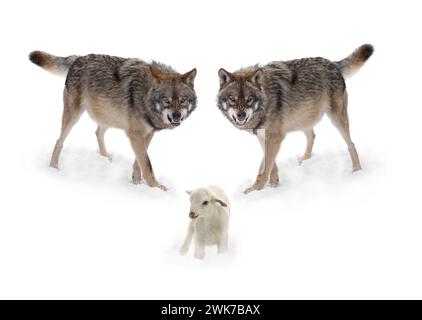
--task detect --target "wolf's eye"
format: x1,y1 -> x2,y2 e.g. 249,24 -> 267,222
246,96 -> 254,105
180,96 -> 187,104
228,96 -> 236,105
162,97 -> 171,106
202,201 -> 208,206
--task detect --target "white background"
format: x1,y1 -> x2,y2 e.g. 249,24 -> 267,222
0,0 -> 421,299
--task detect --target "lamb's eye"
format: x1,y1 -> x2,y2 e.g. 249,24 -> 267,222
202,201 -> 208,206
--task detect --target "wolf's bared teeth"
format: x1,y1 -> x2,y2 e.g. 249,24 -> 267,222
234,116 -> 248,126
168,114 -> 182,125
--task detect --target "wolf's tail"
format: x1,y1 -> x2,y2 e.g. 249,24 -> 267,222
29,51 -> 79,76
336,44 -> 374,79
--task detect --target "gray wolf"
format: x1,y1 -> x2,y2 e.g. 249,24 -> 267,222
180,186 -> 230,259
29,51 -> 197,190
216,44 -> 374,193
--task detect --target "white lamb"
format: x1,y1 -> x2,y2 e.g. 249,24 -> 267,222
179,186 -> 230,260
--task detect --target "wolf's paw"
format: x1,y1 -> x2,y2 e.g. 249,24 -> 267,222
352,164 -> 362,172
144,177 -> 167,191
157,184 -> 168,191
244,174 -> 267,194
244,185 -> 263,194
132,175 -> 142,184
100,151 -> 112,162
298,155 -> 311,166
269,174 -> 279,187
269,179 -> 279,188
243,186 -> 255,194
49,162 -> 59,169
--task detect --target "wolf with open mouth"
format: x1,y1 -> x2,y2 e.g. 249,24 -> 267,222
216,44 -> 374,193
30,51 -> 197,191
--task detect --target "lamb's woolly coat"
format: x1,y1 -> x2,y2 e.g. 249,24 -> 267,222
180,186 -> 230,260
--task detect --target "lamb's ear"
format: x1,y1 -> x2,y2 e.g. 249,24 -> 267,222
185,190 -> 192,195
181,68 -> 197,88
218,68 -> 232,87
249,68 -> 263,87
212,198 -> 228,207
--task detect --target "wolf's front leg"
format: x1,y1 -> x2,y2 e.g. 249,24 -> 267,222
132,131 -> 154,184
132,159 -> 142,184
245,130 -> 284,194
256,130 -> 279,187
132,154 -> 155,185
127,131 -> 167,191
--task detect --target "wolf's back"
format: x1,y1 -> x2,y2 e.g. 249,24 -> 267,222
336,44 -> 374,78
29,51 -> 79,76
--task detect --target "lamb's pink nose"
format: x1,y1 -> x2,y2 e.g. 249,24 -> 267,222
189,212 -> 198,219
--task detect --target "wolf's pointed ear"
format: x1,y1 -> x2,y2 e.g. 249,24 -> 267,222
185,190 -> 192,195
218,68 -> 232,87
150,65 -> 164,81
212,198 -> 228,207
249,68 -> 263,87
181,68 -> 197,88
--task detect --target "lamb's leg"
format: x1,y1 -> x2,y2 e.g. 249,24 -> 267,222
179,222 -> 194,256
194,239 -> 206,260
217,232 -> 228,254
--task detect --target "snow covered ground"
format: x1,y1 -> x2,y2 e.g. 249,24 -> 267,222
1,0 -> 421,299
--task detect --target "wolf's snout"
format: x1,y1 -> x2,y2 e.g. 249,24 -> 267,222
168,111 -> 183,126
172,111 -> 182,121
232,110 -> 249,126
236,111 -> 247,121
189,211 -> 198,219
